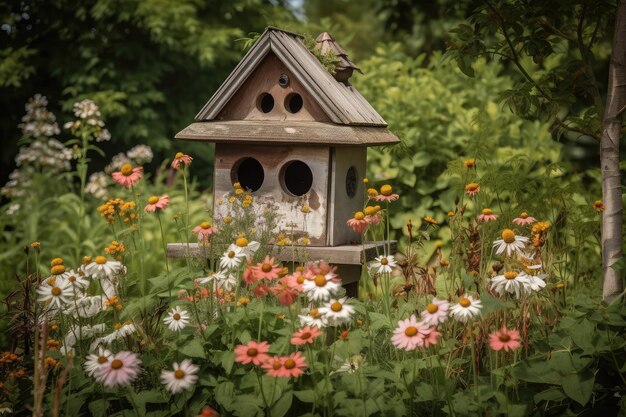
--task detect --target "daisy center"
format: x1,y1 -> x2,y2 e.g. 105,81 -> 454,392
364,206 -> 376,216
200,221 -> 211,229
261,263 -> 273,273
272,360 -> 282,370
465,183 -> 478,191
174,369 -> 186,379
504,271 -> 518,280
51,287 -> 62,296
247,348 -> 258,357
296,275 -> 305,284
110,359 -> 123,370
482,208 -> 492,215
331,301 -> 343,312
148,196 -> 159,205
227,251 -> 236,259
380,258 -> 389,266
310,308 -> 320,318
380,184 -> 393,196
501,229 -> 516,244
120,164 -> 133,176
47,277 -> 56,286
354,211 -> 365,221
68,276 -> 76,282
236,237 -> 248,247
95,256 -> 107,265
499,334 -> 511,342
520,212 -> 528,219
173,313 -> 181,320
51,258 -> 64,266
426,303 -> 438,314
314,275 -> 327,287
459,297 -> 471,308
284,359 -> 296,369
97,356 -> 108,364
51,265 -> 65,275
404,326 -> 418,337
175,152 -> 184,159
300,332 -> 311,339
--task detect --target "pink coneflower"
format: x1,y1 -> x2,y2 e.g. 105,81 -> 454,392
423,328 -> 442,347
305,261 -> 338,283
193,221 -> 215,243
347,211 -> 369,233
464,183 -> 479,197
144,195 -> 169,213
251,256 -> 281,281
290,325 -> 321,345
286,272 -> 305,291
391,315 -> 431,351
373,184 -> 399,202
234,341 -> 270,366
198,406 -> 220,417
420,297 -> 449,326
171,152 -> 192,170
488,327 -> 521,352
512,212 -> 537,226
112,164 -> 143,189
253,284 -> 270,298
96,351 -> 142,387
477,208 -> 498,223
262,352 -> 307,378
271,276 -> 300,306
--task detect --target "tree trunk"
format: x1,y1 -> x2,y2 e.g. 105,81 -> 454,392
601,0 -> 626,302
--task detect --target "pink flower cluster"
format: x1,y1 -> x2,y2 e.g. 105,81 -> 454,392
234,340 -> 311,378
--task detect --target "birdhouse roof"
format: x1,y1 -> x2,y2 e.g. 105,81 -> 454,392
195,27 -> 389,128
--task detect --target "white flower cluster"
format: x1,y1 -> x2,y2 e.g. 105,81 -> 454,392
126,144 -> 154,165
63,99 -> 111,142
1,170 -> 29,198
15,139 -> 73,171
85,172 -> 109,199
18,94 -> 61,138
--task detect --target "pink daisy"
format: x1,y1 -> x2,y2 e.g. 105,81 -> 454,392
423,328 -> 442,347
420,297 -> 450,326
253,284 -> 271,298
144,195 -> 169,213
347,211 -> 370,233
373,184 -> 399,202
464,183 -> 480,197
262,352 -> 307,378
112,164 -> 143,189
193,221 -> 215,243
512,212 -> 537,226
477,208 -> 498,223
290,325 -> 321,345
234,341 -> 270,366
391,315 -> 431,351
488,327 -> 521,352
96,351 -> 142,387
251,256 -> 281,280
171,152 -> 192,170
271,276 -> 301,306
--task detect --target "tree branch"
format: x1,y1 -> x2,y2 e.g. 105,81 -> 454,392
552,116 -> 600,141
577,4 -> 605,114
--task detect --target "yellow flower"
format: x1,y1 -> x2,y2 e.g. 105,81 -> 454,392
464,159 -> 476,168
364,206 -> 377,216
362,178 -> 369,184
423,216 -> 438,225
235,188 -> 244,195
301,205 -> 311,213
436,241 -> 443,248
224,217 -> 232,224
31,242 -> 41,248
367,188 -> 378,197
380,184 -> 393,196
593,200 -> 605,212
237,297 -> 250,306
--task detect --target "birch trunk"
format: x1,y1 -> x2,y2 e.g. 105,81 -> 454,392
601,0 -> 626,302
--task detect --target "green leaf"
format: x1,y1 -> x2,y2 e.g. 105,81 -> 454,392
294,390 -> 316,403
369,312 -> 392,331
132,389 -> 169,415
221,351 -> 235,373
534,387 -> 567,403
270,390 -> 293,417
88,398 -> 109,417
179,339 -> 206,359
561,371 -> 594,406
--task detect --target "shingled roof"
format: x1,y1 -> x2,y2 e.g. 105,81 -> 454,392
194,27 -> 388,127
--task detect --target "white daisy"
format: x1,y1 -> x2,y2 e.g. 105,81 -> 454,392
234,237 -> 260,260
299,307 -> 328,328
493,229 -> 529,257
420,297 -> 450,326
84,347 -> 112,377
37,279 -> 72,309
527,273 -> 548,292
219,245 -> 245,270
160,359 -> 199,394
164,306 -> 190,332
369,255 -> 397,275
332,354 -> 366,375
84,256 -> 124,279
449,294 -> 482,323
63,269 -> 90,291
196,270 -> 237,291
318,297 -> 354,326
91,323 -> 137,350
302,273 -> 341,302
490,271 -> 533,298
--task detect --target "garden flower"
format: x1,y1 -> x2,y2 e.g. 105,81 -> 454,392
464,159 -> 476,168
493,229 -> 529,257
423,328 -> 442,347
272,276 -> 301,306
527,273 -> 548,292
369,254 -> 397,275
234,237 -> 260,259
144,195 -> 169,213
391,315 -> 431,350
63,270 -> 90,291
171,152 -> 193,170
490,271 -> 533,298
303,273 -> 341,302
84,347 -> 112,377
333,355 -> 366,374
477,208 -> 498,223
488,327 -> 521,352
420,297 -> 450,326
111,163 -> 143,189
373,184 -> 399,202
194,221 -> 215,243
95,323 -> 137,348
37,279 -> 72,308
512,212 -> 536,226
251,256 -> 282,280
593,200 -> 604,212
299,307 -> 328,328
160,359 -> 199,394
423,216 -> 438,225
198,407 -> 220,417
96,351 -> 141,388
84,256 -> 124,279
197,270 -> 231,289
290,325 -> 321,345
262,352 -> 307,378
346,211 -> 369,233
219,245 -> 245,270
234,341 -> 270,366
318,297 -> 354,326
164,306 -> 190,331
449,294 -> 482,323
464,183 -> 480,197
364,205 -> 382,225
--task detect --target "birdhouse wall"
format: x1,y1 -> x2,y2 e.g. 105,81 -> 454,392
213,143 -> 330,246
216,52 -> 331,123
328,147 -> 367,246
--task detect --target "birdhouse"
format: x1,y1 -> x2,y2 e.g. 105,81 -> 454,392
175,27 -> 399,247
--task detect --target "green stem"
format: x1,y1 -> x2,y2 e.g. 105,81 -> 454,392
157,212 -> 172,300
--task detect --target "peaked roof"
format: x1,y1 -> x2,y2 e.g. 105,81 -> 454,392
195,27 -> 388,127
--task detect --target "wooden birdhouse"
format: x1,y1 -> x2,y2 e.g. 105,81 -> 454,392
175,27 -> 399,247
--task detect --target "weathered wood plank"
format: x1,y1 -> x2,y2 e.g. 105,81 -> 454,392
166,241 -> 396,265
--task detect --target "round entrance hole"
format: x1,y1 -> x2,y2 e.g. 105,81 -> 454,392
257,93 -> 274,113
280,160 -> 313,196
232,157 -> 264,192
285,93 -> 303,113
346,166 -> 357,198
